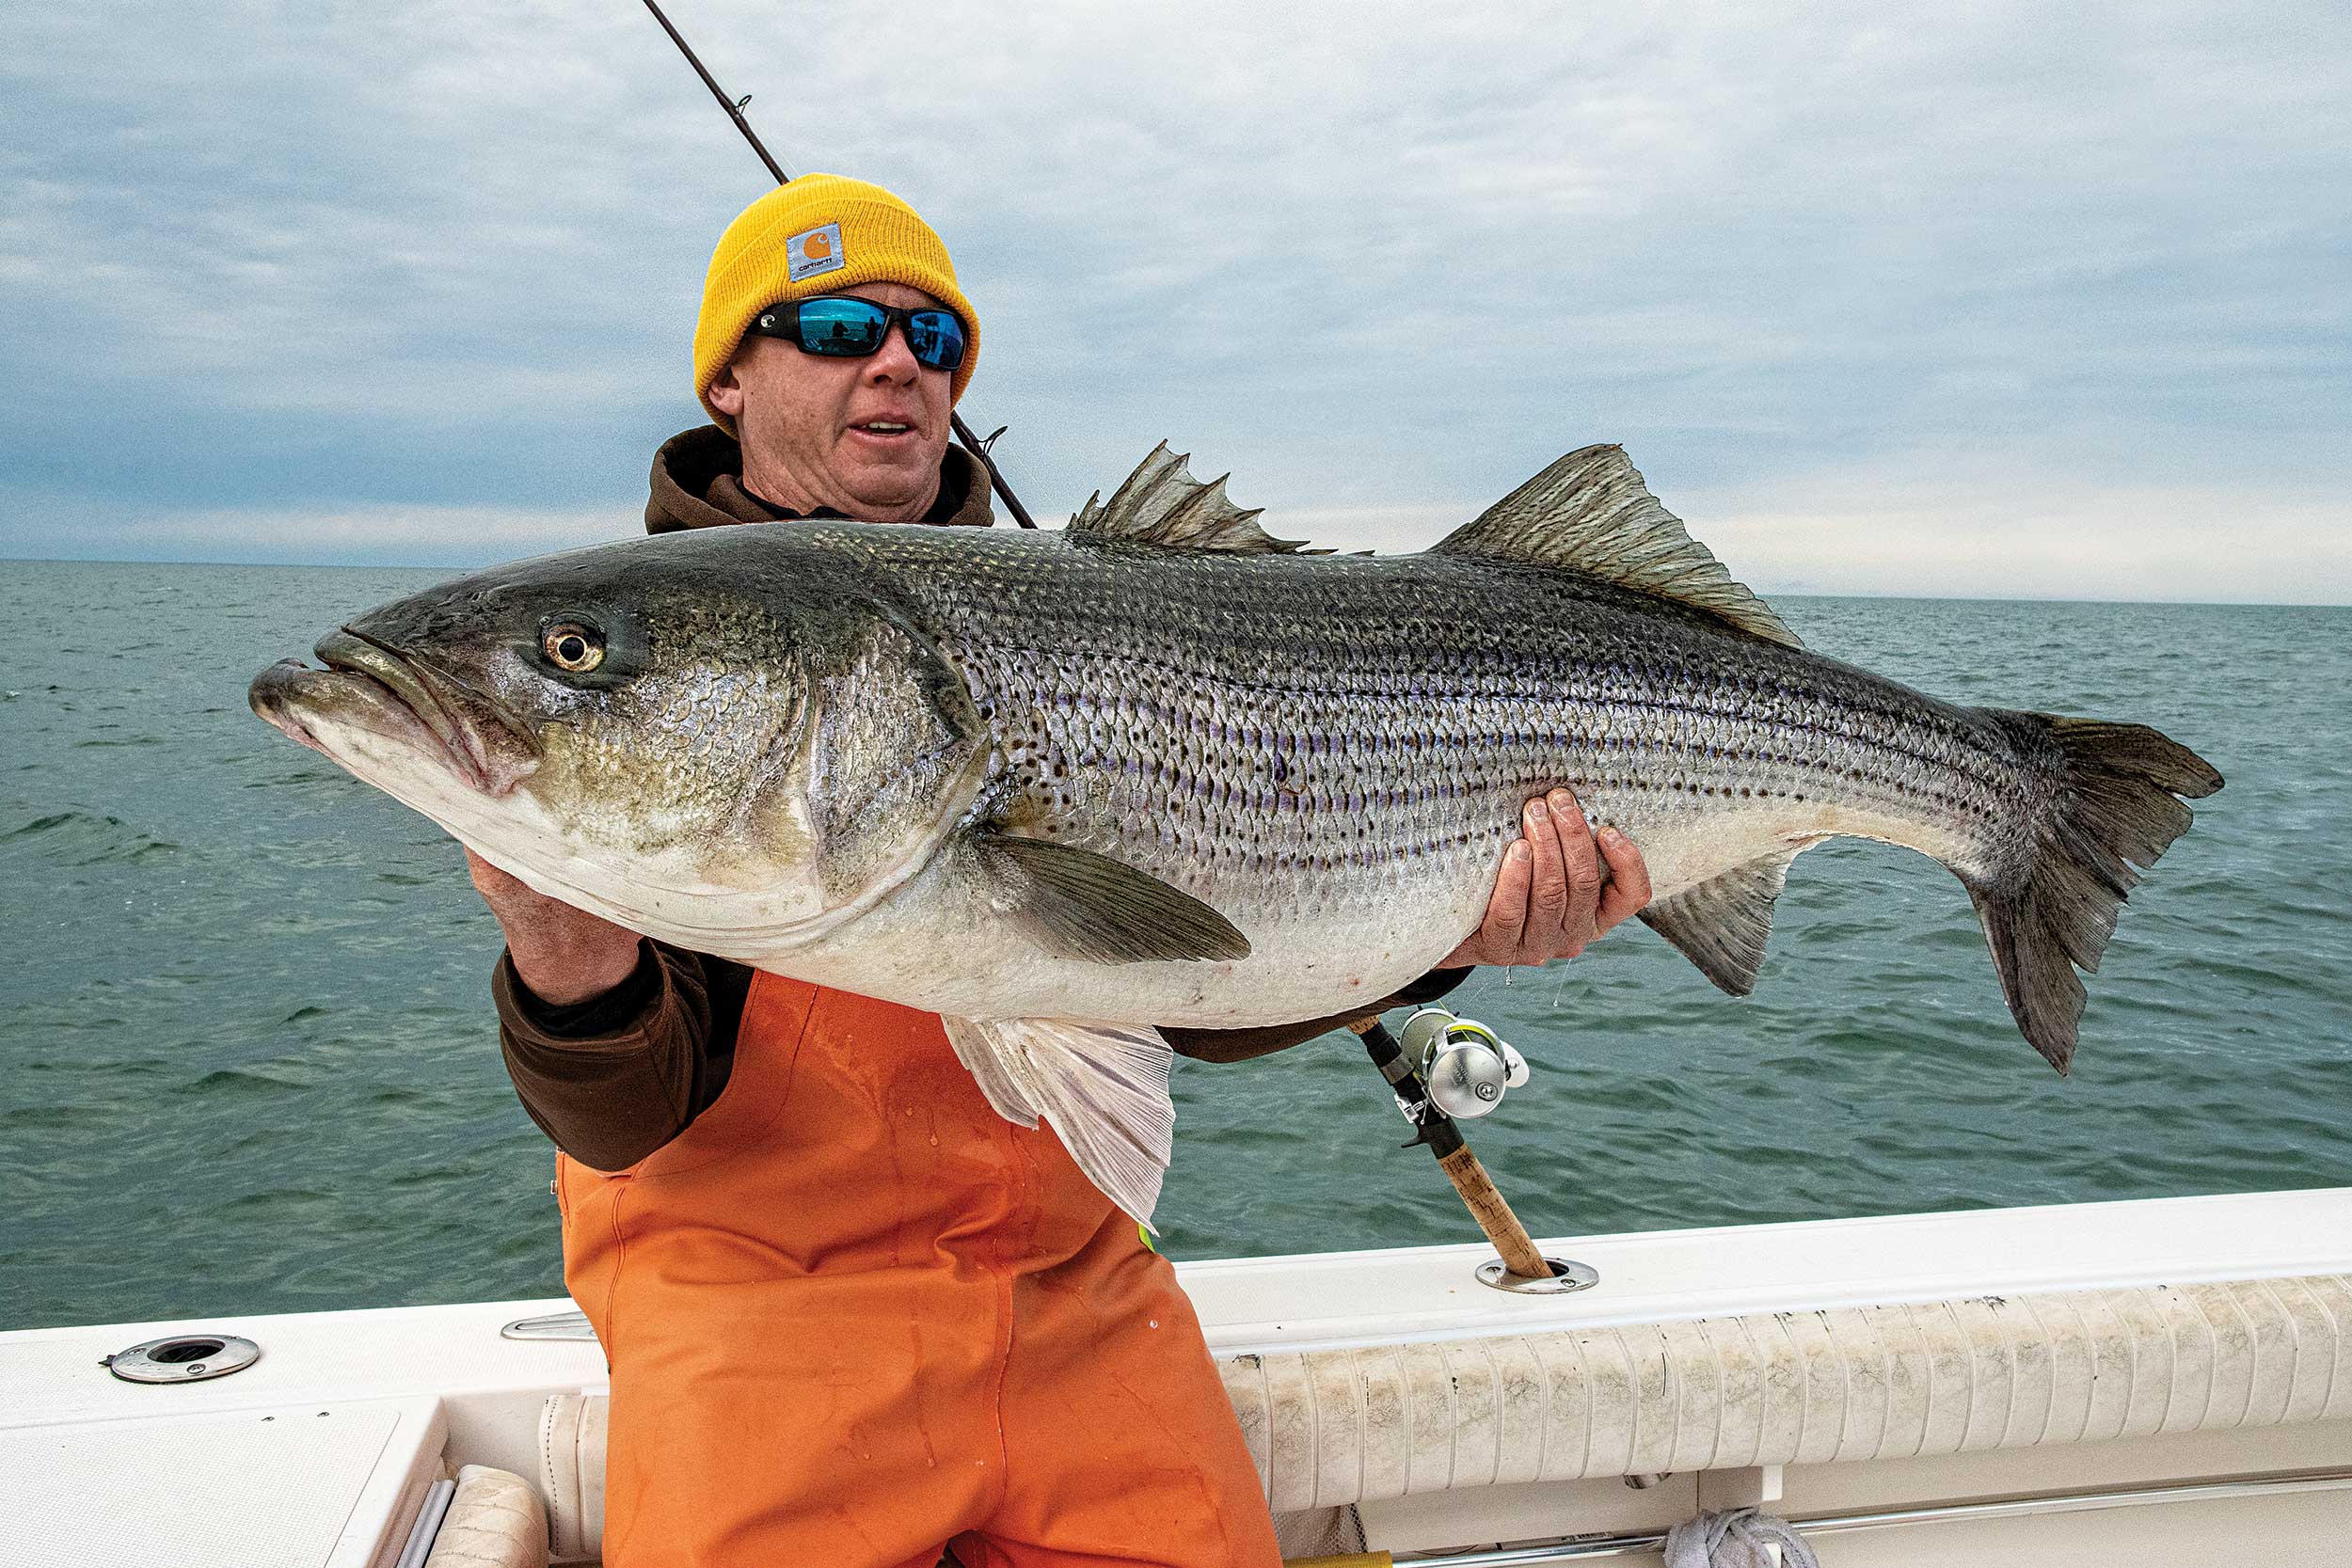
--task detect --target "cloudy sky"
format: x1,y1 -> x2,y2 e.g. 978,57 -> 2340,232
4,2 -> 2345,600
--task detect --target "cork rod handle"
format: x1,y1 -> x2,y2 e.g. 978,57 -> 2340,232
1349,1015 -> 1553,1283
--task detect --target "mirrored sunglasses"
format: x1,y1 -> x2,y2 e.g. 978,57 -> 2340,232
746,296 -> 968,372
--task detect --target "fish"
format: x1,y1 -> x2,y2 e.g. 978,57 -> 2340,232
249,443 -> 2222,1222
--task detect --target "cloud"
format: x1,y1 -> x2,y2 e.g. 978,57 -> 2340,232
1235,451 -> 2352,608
19,448 -> 2338,609
3,493 -> 616,568
1681,462 -> 2352,605
2,2 -> 2346,598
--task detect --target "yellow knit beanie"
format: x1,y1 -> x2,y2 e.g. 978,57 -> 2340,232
693,174 -> 979,431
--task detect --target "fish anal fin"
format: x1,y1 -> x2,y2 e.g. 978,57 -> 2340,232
1071,442 -> 1313,554
977,832 -> 1250,964
1433,444 -> 1803,650
942,1016 -> 1173,1227
1638,846 -> 1809,995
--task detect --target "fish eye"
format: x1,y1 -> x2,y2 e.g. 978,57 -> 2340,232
541,621 -> 605,673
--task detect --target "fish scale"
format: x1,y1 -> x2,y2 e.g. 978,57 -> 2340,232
818,529 -> 2029,926
251,441 -> 2221,1224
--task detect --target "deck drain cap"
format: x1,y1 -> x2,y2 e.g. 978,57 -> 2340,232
103,1334 -> 261,1383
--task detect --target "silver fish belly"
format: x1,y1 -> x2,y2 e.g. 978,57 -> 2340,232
752,447 -> 2214,1224
252,442 -> 2220,1227
788,515 -> 2021,1023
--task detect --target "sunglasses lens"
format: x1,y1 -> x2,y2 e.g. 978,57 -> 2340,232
794,297 -> 888,356
907,310 -> 967,371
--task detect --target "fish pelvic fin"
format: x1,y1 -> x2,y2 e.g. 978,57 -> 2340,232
1967,711 -> 2224,1074
1434,445 -> 1803,650
942,1016 -> 1175,1229
977,832 -> 1251,964
1071,443 -> 1320,555
1639,844 -> 1817,994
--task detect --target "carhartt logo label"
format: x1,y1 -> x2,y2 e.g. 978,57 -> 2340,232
787,222 -> 845,282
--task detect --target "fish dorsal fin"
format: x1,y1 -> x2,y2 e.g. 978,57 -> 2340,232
1433,444 -> 1804,650
1071,442 -> 1314,554
1638,843 -> 1820,994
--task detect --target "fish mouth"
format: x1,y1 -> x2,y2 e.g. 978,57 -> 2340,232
248,628 -> 540,796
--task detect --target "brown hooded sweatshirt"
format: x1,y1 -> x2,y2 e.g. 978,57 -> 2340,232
495,426 -> 1466,1171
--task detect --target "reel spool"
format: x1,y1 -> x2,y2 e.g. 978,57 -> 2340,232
1396,1006 -> 1529,1119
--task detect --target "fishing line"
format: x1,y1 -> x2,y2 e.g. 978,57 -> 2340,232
636,0 -> 1041,529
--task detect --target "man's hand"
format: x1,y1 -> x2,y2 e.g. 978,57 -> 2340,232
1442,788 -> 1652,969
465,848 -> 642,1006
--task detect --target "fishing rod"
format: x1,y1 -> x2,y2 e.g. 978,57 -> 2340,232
641,3 -> 1577,1287
1352,1011 -> 1597,1291
638,0 -> 1041,530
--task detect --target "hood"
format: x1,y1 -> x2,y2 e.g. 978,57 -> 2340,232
645,424 -> 996,535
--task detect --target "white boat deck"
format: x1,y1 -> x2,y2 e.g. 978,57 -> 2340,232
6,1188 -> 2349,1566
1183,1185 -> 2352,1354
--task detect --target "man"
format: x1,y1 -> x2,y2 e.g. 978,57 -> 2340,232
473,175 -> 1651,1567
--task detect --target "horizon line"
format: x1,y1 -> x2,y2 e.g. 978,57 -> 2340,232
4,549 -> 2347,611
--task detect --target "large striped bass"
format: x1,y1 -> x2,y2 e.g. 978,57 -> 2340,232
249,445 -> 2221,1222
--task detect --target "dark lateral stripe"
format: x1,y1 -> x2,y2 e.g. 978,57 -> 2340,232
983,679 -> 2011,811
966,645 -> 2010,791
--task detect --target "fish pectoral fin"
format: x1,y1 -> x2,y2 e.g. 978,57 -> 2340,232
1431,444 -> 1803,650
942,1016 -> 1176,1229
1638,845 -> 1813,995
976,832 -> 1251,964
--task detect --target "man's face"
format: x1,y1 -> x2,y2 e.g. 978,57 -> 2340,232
707,281 -> 958,523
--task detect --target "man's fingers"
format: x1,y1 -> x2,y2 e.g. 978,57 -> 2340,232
1483,838 -> 1533,961
1551,788 -> 1603,951
1455,802 -> 1647,971
1443,836 -> 1530,968
1521,797 -> 1569,959
1593,825 -> 1653,933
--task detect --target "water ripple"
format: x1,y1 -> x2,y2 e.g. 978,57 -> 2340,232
4,565 -> 2348,1327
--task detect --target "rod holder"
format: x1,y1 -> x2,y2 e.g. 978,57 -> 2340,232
1352,1015 -> 1596,1291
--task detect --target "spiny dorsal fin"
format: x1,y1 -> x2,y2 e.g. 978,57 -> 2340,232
1432,444 -> 1803,649
1071,442 -> 1315,554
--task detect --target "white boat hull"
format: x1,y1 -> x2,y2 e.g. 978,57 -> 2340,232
7,1189 -> 2348,1566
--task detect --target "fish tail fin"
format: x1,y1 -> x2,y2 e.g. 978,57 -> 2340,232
1965,711 -> 2223,1074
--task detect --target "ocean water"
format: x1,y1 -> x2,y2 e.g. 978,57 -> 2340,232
2,559 -> 2346,1331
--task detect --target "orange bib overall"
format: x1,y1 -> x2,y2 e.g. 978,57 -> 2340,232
557,974 -> 1282,1568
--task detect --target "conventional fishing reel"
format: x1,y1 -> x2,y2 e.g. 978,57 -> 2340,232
1395,1006 -> 1530,1119
1352,1006 -> 1594,1295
